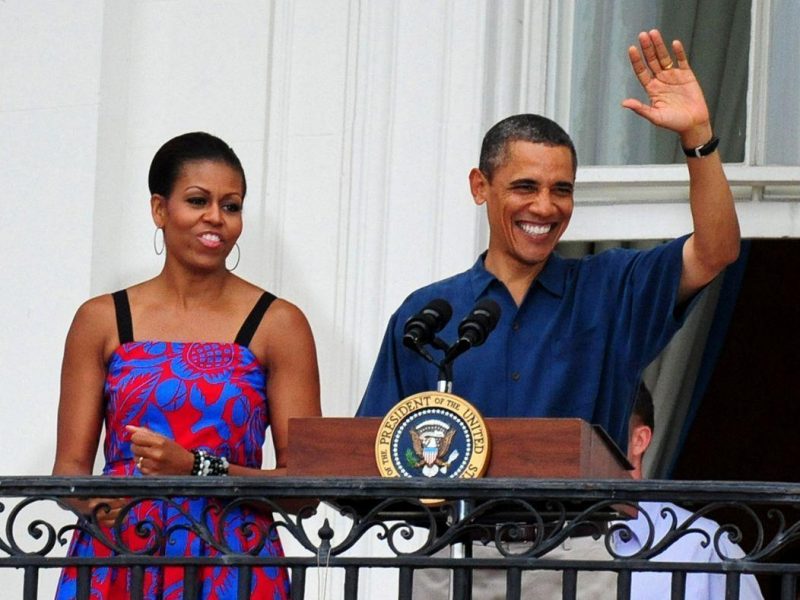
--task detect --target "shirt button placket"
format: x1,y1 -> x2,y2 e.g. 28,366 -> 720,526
510,321 -> 522,384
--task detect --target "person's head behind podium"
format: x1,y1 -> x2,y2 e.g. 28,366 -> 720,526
468,114 -> 578,280
628,382 -> 655,480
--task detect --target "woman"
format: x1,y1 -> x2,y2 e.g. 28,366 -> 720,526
52,132 -> 321,599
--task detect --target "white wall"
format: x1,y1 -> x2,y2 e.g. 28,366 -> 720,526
1,1 -> 104,472
1,2 -> 103,595
0,1 -> 796,598
0,1 -> 490,596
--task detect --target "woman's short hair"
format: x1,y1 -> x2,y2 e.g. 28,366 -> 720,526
148,132 -> 247,198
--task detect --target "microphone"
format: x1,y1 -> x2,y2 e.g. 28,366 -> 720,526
444,298 -> 501,363
402,299 -> 453,351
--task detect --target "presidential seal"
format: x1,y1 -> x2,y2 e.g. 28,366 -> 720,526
375,392 -> 490,479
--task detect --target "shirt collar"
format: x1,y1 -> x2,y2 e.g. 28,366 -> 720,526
614,501 -> 662,551
468,251 -> 568,300
536,252 -> 568,298
468,252 -> 496,300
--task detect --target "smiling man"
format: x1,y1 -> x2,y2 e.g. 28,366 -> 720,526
469,119 -> 577,306
356,29 -> 740,456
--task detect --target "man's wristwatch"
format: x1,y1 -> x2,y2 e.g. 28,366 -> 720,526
682,136 -> 720,158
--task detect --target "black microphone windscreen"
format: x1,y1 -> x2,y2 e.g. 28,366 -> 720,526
423,299 -> 453,330
473,298 -> 500,324
457,298 -> 501,347
402,298 -> 453,348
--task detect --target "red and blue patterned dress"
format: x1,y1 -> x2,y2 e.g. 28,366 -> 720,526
55,290 -> 291,600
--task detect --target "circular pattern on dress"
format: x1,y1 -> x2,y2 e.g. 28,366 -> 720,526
185,343 -> 235,371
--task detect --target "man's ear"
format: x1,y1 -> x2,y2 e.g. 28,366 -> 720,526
469,168 -> 488,206
151,194 -> 166,228
628,423 -> 653,468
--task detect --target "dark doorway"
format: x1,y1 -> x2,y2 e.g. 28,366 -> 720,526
672,238 -> 800,596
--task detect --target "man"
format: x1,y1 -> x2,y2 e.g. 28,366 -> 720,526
357,29 -> 739,454
615,383 -> 763,599
357,28 -> 740,600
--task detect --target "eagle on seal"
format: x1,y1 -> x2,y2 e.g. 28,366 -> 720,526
410,426 -> 456,476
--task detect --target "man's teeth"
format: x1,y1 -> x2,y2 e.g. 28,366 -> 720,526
518,222 -> 552,235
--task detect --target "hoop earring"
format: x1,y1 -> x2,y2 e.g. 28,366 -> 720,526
226,243 -> 240,271
153,227 -> 165,256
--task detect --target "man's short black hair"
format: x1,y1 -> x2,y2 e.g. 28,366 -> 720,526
632,381 -> 655,430
478,114 -> 577,180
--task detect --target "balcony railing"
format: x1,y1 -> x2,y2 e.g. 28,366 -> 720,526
0,476 -> 798,599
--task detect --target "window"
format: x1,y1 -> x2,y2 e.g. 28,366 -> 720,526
569,0 -> 750,166
542,0 -> 800,233
764,0 -> 800,167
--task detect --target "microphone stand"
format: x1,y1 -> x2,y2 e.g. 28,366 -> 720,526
433,343 -> 471,598
436,356 -> 453,394
406,334 -> 472,597
430,338 -> 453,393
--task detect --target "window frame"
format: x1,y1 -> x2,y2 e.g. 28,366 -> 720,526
539,0 -> 800,239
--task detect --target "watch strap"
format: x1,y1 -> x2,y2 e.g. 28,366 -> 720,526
682,136 -> 720,158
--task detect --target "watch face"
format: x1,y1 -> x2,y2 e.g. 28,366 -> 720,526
375,391 -> 490,480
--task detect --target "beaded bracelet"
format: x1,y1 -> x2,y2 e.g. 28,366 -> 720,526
190,449 -> 230,476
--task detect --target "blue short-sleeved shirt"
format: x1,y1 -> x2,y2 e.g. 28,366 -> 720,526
356,235 -> 693,451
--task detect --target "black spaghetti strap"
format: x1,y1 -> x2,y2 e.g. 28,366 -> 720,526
112,290 -> 134,345
235,292 -> 277,348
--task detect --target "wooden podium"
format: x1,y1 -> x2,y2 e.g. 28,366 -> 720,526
288,415 -> 632,588
287,417 -> 631,479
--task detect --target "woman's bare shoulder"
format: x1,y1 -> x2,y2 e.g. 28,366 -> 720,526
72,293 -> 116,327
66,292 -> 123,360
264,296 -> 312,329
248,294 -> 315,362
225,276 -> 283,317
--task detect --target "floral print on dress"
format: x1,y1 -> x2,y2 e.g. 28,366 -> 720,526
55,341 -> 290,600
